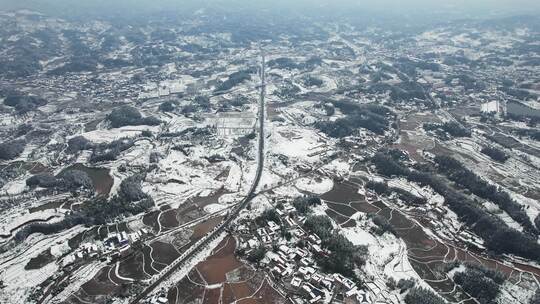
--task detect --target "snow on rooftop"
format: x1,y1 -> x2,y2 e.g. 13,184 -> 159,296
480,100 -> 503,114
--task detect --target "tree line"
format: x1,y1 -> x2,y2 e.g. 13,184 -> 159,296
372,152 -> 540,262
106,105 -> 160,128
434,155 -> 537,235
292,196 -> 322,214
405,287 -> 445,304
366,180 -> 427,206
67,135 -> 138,164
89,138 -> 136,163
452,263 -> 505,304
3,94 -> 47,113
480,146 -> 509,162
423,121 -> 471,138
316,101 -> 394,138
26,170 -> 94,192
304,215 -> 368,278
267,57 -> 322,71
14,174 -> 153,242
214,68 -> 256,92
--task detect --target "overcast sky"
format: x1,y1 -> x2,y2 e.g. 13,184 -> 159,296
2,0 -> 539,20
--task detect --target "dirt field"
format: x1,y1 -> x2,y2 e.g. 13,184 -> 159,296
118,252 -> 149,280
326,201 -> 357,216
196,237 -> 243,284
159,209 -> 180,229
191,216 -> 224,241
150,241 -> 180,265
142,244 -> 161,274
167,270 -> 205,304
320,181 -> 364,202
325,209 -> 349,224
81,266 -> 119,296
143,211 -> 161,232
167,235 -> 284,304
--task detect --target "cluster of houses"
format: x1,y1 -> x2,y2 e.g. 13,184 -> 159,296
62,228 -> 149,266
235,199 -> 397,304
137,78 -> 194,99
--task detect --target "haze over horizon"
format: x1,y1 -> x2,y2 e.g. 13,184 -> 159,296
2,0 -> 540,22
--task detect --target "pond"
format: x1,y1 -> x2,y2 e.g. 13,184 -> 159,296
60,163 -> 113,195
507,101 -> 540,118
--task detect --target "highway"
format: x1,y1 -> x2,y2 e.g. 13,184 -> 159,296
129,53 -> 266,304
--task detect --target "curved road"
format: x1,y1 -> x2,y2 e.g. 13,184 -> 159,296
129,54 -> 266,304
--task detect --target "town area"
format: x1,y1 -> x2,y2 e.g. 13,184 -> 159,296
0,5 -> 540,304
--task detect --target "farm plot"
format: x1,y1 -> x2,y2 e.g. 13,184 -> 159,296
320,181 -> 364,202
143,189 -> 228,234
320,180 -> 540,303
167,236 -> 285,304
64,216 -> 224,303
321,181 -> 381,228
65,265 -> 131,303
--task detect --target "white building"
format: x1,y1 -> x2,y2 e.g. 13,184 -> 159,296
480,100 -> 506,115
208,112 -> 257,136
